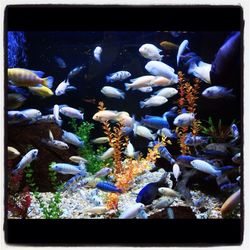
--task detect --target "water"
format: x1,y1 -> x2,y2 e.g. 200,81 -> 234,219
7,31 -> 241,219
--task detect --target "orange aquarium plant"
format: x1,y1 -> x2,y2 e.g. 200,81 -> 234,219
176,72 -> 201,154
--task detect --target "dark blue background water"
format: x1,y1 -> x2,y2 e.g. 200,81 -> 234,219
10,31 -> 241,150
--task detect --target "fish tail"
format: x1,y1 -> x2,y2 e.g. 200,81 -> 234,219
187,62 -> 197,75
139,101 -> 145,109
42,76 -> 54,88
124,83 -> 131,91
56,119 -> 63,127
106,75 -> 112,83
159,54 -> 164,61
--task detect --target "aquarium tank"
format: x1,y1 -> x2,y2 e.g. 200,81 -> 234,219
6,31 -> 241,220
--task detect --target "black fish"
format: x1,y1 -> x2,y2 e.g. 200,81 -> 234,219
136,172 -> 167,205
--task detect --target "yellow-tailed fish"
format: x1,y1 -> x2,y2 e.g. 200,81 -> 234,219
29,85 -> 54,97
8,68 -> 54,88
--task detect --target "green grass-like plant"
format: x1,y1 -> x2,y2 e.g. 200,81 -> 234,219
68,119 -> 113,174
200,117 -> 236,143
25,162 -> 63,219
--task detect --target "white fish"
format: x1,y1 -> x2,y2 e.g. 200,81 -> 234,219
151,76 -> 174,87
154,87 -> 178,98
123,141 -> 139,158
92,110 -> 118,122
188,61 -> 211,83
106,71 -> 131,83
62,130 -> 84,147
101,86 -> 125,99
177,39 -> 189,66
190,159 -> 222,177
60,106 -> 84,120
91,137 -> 109,144
84,206 -> 107,214
133,123 -> 156,140
42,138 -> 69,150
51,163 -> 83,175
139,43 -> 163,61
8,146 -> 21,160
12,149 -> 38,175
34,114 -> 55,124
53,104 -> 62,126
173,112 -> 195,127
137,86 -> 153,93
119,203 -> 145,219
115,112 -> 134,127
98,147 -> 114,160
93,46 -> 102,62
140,95 -> 168,108
69,156 -> 88,164
145,61 -> 178,83
124,75 -> 155,90
153,197 -> 174,209
158,187 -> 181,198
172,163 -> 181,181
20,109 -> 42,120
94,167 -> 112,178
157,128 -> 177,139
55,79 -> 71,96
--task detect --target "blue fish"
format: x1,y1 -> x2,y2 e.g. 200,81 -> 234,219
54,56 -> 67,68
162,106 -> 178,120
96,181 -> 122,193
210,32 -> 240,84
8,84 -> 29,97
141,115 -> 170,130
149,141 -> 176,165
136,172 -> 167,205
176,155 -> 199,163
184,133 -> 209,146
202,86 -> 235,99
230,123 -> 239,143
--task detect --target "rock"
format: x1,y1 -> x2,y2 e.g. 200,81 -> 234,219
7,123 -> 79,191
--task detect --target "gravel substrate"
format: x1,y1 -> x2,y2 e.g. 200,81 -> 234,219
8,168 -> 230,219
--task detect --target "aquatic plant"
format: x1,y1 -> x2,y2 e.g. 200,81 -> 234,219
24,162 -> 63,219
69,118 -> 111,174
200,117 -> 236,143
175,72 -> 202,154
8,31 -> 27,67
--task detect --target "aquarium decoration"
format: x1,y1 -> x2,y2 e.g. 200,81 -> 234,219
8,31 -> 27,67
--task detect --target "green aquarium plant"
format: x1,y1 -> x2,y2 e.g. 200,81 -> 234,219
68,119 -> 112,174
24,162 -> 63,219
200,117 -> 236,143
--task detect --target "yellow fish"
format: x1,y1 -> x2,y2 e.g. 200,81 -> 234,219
29,85 -> 54,97
8,68 -> 54,88
160,41 -> 179,50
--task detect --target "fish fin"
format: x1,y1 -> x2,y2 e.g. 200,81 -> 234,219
139,101 -> 145,109
42,76 -> 54,88
159,54 -> 164,61
56,119 -> 63,127
31,70 -> 45,78
130,78 -> 137,82
124,83 -> 131,91
188,62 -> 197,75
49,130 -> 54,140
117,89 -> 125,99
181,107 -> 187,114
134,151 -> 140,160
152,133 -> 157,140
65,86 -> 77,92
106,75 -> 113,83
